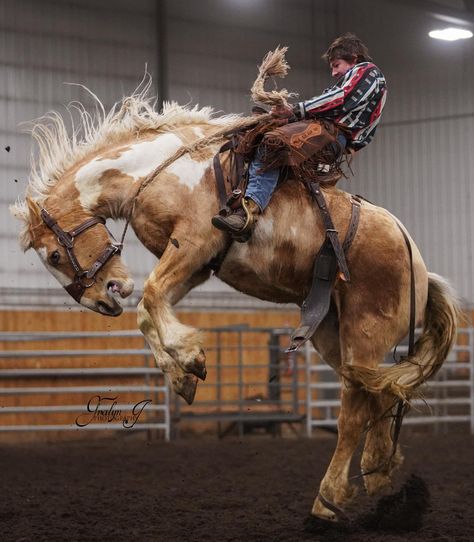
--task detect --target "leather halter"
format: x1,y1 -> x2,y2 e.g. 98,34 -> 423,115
40,208 -> 122,302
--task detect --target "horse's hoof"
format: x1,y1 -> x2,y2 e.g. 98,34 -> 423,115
190,349 -> 207,381
364,472 -> 393,496
177,374 -> 198,404
311,497 -> 337,522
195,365 -> 207,381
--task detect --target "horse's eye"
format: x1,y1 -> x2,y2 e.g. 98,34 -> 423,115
49,250 -> 61,265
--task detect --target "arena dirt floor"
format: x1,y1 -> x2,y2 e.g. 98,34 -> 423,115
1,430 -> 473,542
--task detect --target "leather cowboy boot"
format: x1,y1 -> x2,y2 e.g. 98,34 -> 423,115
211,197 -> 261,239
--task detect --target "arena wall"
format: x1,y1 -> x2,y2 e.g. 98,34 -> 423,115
1,304 -> 472,440
0,307 -> 303,439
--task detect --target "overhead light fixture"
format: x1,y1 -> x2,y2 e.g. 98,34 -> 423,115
429,27 -> 473,41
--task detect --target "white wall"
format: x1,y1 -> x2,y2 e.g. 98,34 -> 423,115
0,0 -> 159,301
336,0 -> 474,306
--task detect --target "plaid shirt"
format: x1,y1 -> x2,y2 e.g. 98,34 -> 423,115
294,62 -> 387,150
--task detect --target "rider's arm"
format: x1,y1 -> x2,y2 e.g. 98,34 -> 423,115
293,63 -> 384,121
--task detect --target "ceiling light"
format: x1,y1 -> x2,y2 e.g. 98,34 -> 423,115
429,27 -> 473,41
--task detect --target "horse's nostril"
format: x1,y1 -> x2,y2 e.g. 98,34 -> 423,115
107,278 -> 133,298
107,280 -> 121,294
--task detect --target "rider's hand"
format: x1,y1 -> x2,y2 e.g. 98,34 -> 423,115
271,104 -> 294,118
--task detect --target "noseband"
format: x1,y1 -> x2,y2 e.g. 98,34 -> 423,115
40,208 -> 122,302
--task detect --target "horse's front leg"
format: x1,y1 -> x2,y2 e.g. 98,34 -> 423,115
141,241 -> 214,402
138,299 -> 199,404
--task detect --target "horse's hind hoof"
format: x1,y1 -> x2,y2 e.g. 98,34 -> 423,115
176,374 -> 198,405
364,471 -> 393,496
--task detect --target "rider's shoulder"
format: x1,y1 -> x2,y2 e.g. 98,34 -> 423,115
353,61 -> 384,77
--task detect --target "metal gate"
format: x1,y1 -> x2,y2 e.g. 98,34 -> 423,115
306,328 -> 474,435
173,327 -> 306,437
1,326 -> 472,439
0,330 -> 171,440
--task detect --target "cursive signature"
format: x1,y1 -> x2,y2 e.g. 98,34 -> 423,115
75,395 -> 152,428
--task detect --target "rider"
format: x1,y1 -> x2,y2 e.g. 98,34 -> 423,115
212,33 -> 387,238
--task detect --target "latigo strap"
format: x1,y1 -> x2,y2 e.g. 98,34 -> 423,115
287,192 -> 361,352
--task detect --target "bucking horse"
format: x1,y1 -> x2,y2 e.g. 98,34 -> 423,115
11,48 -> 459,522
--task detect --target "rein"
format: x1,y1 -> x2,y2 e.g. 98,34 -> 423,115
40,208 -> 122,302
119,113 -> 273,247
40,115 -> 271,304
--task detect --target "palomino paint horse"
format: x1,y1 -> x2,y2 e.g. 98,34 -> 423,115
11,85 -> 459,521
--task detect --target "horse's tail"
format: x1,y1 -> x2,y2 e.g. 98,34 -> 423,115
341,273 -> 461,400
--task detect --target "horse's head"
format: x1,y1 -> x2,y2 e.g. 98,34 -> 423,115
16,197 -> 134,316
11,83 -> 235,315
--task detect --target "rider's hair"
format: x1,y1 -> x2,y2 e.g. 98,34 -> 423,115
322,33 -> 372,64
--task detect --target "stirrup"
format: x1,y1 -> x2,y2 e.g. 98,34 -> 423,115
240,197 -> 254,231
211,198 -> 256,242
231,198 -> 258,242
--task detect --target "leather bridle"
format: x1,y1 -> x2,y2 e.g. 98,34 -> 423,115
40,208 -> 122,302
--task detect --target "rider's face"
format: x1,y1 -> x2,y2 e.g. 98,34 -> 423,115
330,58 -> 356,79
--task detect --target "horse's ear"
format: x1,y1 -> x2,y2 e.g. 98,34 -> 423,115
26,197 -> 42,228
9,197 -> 42,251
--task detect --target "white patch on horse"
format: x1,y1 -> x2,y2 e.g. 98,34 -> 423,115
167,154 -> 210,190
74,133 -> 183,208
37,247 -> 71,287
252,216 -> 274,245
290,226 -> 297,237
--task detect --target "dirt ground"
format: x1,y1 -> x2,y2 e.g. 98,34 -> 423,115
1,431 -> 473,542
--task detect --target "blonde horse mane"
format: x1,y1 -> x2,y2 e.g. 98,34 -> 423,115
10,74 -> 242,235
11,48 -> 292,250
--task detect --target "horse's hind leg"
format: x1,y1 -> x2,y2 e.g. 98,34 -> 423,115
309,300 -> 367,519
312,385 -> 370,520
361,392 -> 404,496
312,307 -> 395,520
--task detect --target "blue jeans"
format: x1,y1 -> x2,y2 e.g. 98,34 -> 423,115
245,133 -> 347,211
245,147 -> 279,211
